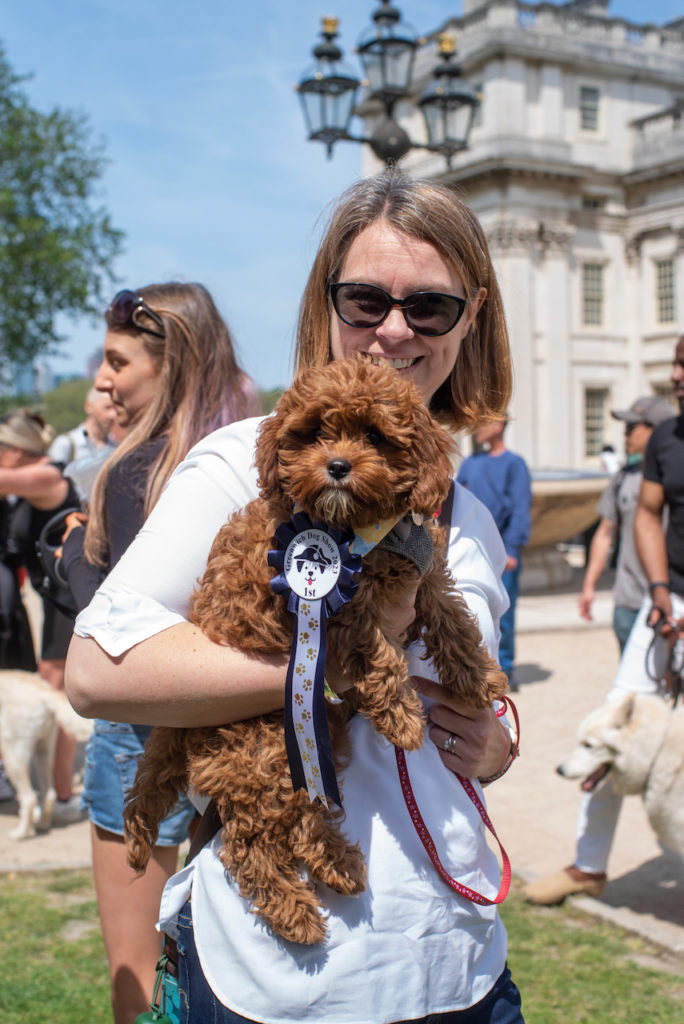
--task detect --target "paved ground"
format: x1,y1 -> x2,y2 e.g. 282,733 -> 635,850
1,568 -> 682,957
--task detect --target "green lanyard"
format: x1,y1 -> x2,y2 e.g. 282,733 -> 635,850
134,954 -> 175,1024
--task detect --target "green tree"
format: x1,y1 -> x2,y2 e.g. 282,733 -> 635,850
42,377 -> 92,435
0,43 -> 123,378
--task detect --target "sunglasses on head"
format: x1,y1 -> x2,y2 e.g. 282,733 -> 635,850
328,282 -> 467,338
106,289 -> 165,338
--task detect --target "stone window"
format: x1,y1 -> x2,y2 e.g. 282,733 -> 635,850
655,257 -> 676,323
584,387 -> 608,457
579,85 -> 600,132
582,262 -> 604,326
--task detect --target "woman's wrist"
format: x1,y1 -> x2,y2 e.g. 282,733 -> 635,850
478,729 -> 518,786
478,701 -> 520,786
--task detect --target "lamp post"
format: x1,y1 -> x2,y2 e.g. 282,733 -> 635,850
296,2 -> 478,168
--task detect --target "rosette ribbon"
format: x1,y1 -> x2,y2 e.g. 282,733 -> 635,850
268,512 -> 361,807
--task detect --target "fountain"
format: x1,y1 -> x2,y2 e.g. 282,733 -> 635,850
522,469 -> 608,591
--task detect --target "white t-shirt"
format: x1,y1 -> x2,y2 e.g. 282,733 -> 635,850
75,416 -> 510,1023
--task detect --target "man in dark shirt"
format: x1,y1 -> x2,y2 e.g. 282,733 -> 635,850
636,334 -> 684,625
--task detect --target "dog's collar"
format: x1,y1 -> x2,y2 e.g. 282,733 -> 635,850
290,509 -> 425,558
350,515 -> 404,556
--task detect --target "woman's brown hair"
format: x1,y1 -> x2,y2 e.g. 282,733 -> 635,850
295,168 -> 511,432
85,282 -> 254,566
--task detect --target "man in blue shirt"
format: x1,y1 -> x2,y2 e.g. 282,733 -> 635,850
457,419 -> 532,691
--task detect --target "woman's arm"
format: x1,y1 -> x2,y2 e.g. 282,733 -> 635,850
66,627 -> 287,724
0,460 -> 69,507
65,418 -> 290,724
409,482 -> 514,780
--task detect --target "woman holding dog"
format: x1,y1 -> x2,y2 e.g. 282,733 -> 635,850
66,171 -> 524,1023
59,283 -> 258,1024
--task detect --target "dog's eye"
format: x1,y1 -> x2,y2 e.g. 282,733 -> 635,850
293,425 -> 322,444
366,427 -> 385,447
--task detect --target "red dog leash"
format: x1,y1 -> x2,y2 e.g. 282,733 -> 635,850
394,696 -> 519,906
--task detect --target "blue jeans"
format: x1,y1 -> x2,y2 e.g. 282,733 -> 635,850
175,899 -> 524,1024
612,605 -> 639,655
499,564 -> 520,680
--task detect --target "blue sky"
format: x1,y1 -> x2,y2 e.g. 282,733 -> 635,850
3,1 -> 682,391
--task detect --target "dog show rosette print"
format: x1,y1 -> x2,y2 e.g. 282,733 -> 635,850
269,512 -> 361,806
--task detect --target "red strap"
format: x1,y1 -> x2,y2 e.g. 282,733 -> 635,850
394,700 -> 515,906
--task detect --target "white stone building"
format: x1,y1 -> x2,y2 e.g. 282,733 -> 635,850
361,0 -> 684,470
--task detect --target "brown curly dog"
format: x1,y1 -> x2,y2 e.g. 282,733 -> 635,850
124,359 -> 507,945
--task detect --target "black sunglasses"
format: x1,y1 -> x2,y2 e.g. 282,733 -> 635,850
106,289 -> 165,338
328,282 -> 467,338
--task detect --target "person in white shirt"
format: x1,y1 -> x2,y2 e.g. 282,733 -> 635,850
66,169 -> 524,1024
48,387 -> 118,467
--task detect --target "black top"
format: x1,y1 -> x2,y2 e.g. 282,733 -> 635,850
643,414 -> 684,595
5,466 -> 80,591
63,437 -> 166,611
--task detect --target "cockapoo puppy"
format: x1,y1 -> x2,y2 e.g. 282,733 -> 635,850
124,359 -> 507,944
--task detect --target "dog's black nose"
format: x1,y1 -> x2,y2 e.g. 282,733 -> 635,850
327,458 -> 352,480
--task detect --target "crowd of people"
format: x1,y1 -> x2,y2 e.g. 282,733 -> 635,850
525,338 -> 684,906
1,166 -> 681,1024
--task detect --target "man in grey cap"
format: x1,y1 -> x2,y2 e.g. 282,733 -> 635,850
578,394 -> 675,653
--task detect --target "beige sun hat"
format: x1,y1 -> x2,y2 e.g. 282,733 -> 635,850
0,409 -> 56,456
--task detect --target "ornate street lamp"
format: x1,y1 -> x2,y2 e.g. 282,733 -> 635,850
419,35 -> 479,167
296,17 -> 361,158
296,2 -> 479,167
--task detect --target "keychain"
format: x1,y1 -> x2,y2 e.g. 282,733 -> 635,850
134,953 -> 177,1024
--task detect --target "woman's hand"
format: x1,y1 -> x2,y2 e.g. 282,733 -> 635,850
412,676 -> 512,780
55,511 -> 88,559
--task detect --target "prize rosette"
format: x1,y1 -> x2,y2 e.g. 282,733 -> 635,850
268,512 -> 361,806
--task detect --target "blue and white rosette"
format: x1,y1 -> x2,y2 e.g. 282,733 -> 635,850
268,512 -> 361,807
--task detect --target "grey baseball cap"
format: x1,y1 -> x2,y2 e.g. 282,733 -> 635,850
610,395 -> 674,427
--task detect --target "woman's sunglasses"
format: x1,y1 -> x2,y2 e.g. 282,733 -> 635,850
328,282 -> 467,338
106,289 -> 165,338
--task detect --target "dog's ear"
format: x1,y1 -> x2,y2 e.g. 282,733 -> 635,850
612,693 -> 637,730
255,403 -> 287,499
409,407 -> 457,516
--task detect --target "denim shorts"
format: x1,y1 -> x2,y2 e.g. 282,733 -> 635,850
81,719 -> 197,844
175,899 -> 525,1024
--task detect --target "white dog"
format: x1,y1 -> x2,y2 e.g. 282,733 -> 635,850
0,670 -> 92,839
557,693 -> 684,859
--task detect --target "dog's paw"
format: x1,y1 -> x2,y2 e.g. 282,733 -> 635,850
9,823 -> 33,841
264,904 -> 329,946
314,846 -> 367,896
378,710 -> 425,751
33,789 -> 56,833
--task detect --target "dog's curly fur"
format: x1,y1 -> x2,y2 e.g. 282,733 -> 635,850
124,359 -> 507,944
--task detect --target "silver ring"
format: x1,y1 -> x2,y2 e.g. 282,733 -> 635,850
442,734 -> 458,755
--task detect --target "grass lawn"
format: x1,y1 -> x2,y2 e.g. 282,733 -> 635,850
501,879 -> 684,1023
0,870 -> 682,1023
